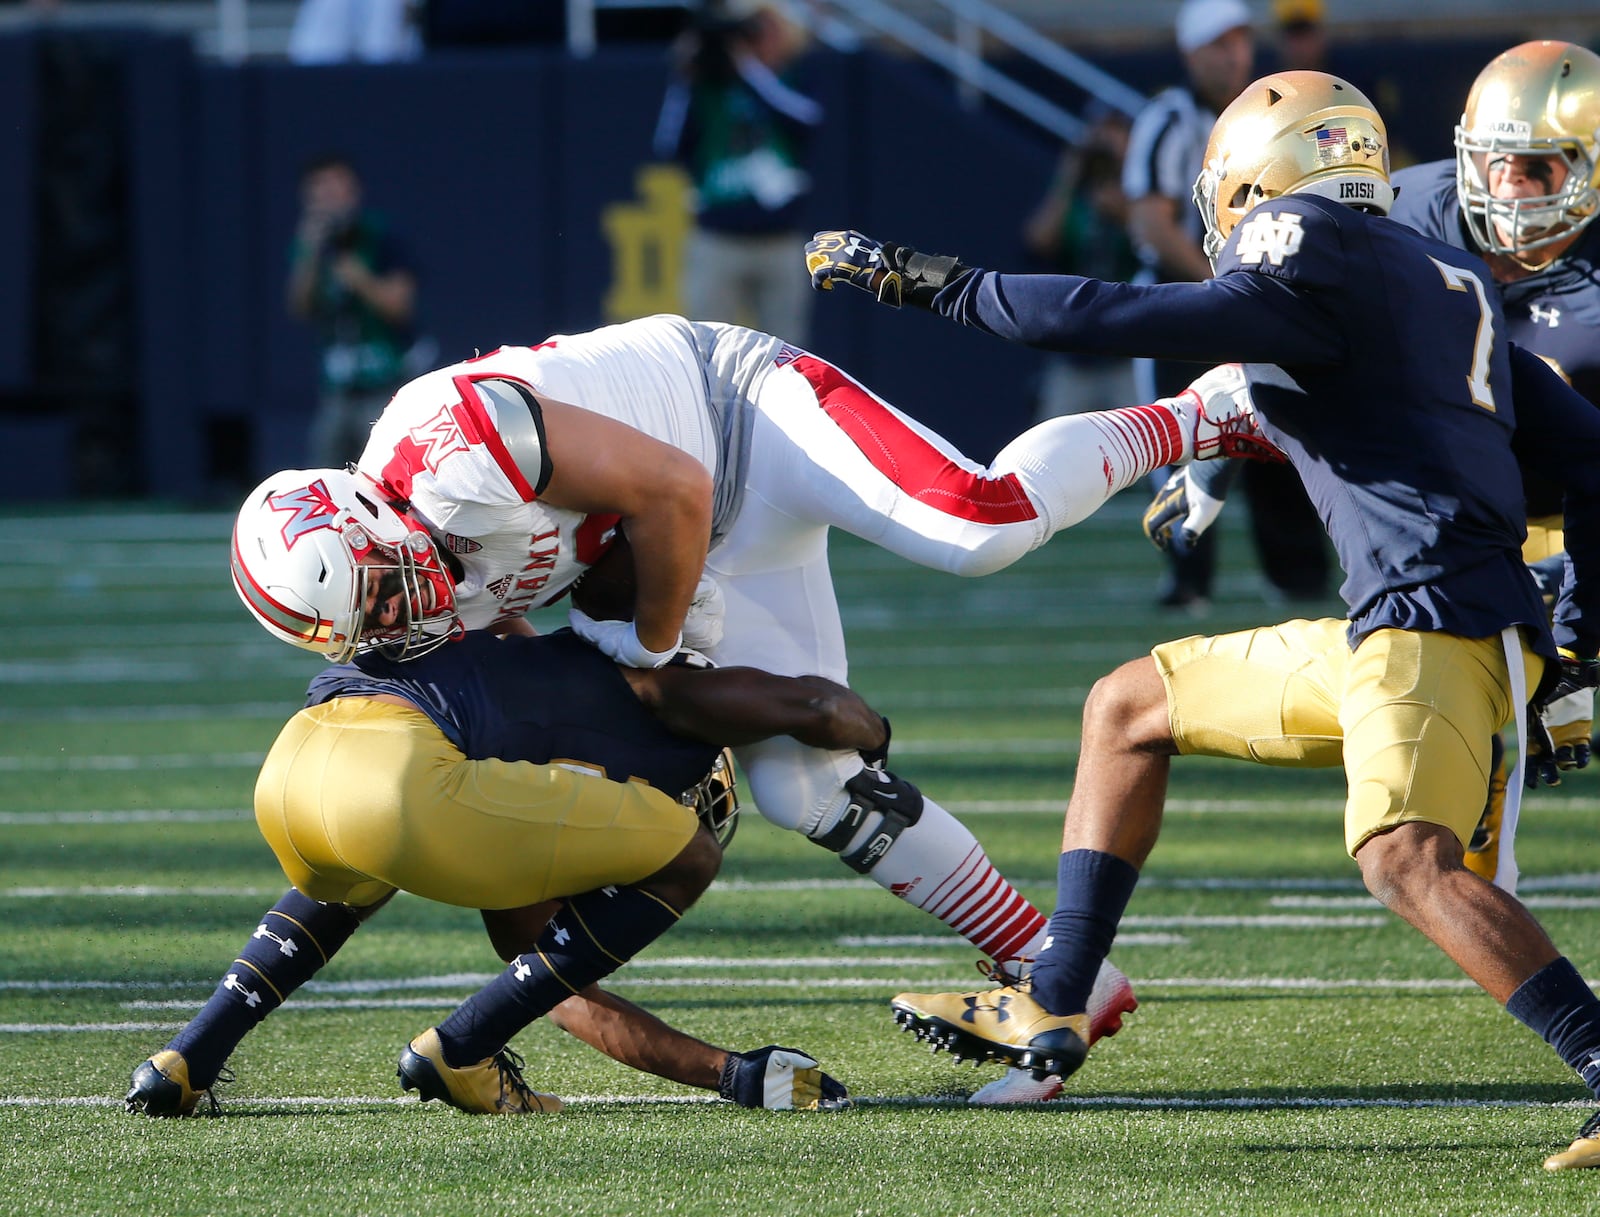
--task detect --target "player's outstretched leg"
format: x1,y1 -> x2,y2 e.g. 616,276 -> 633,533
126,888 -> 366,1116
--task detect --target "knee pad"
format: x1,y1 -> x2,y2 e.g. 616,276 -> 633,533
808,765 -> 924,873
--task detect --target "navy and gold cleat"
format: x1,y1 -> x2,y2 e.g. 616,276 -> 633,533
891,982 -> 1090,1082
397,1028 -> 563,1115
1545,1109 -> 1600,1171
125,1050 -> 222,1117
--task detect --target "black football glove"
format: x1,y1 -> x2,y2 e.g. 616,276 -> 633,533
718,1045 -> 851,1110
860,715 -> 892,769
805,229 -> 969,309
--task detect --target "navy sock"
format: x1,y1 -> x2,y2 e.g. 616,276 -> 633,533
436,886 -> 681,1066
1028,850 -> 1141,1015
1506,957 -> 1600,1095
167,889 -> 361,1087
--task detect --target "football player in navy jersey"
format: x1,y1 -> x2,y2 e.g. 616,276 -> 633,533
127,624 -> 890,1117
808,70 -> 1600,1167
1386,40 -> 1600,880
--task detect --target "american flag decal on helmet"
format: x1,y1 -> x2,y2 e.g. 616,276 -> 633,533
1314,125 -> 1350,165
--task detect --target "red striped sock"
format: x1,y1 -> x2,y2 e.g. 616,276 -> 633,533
909,845 -> 1047,962
1084,402 -> 1186,487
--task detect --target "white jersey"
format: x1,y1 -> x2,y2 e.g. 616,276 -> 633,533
346,310 -> 1182,972
357,315 -> 767,631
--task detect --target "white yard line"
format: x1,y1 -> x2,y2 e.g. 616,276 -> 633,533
5,1090 -> 1591,1112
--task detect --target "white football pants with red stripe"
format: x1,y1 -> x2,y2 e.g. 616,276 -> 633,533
706,351 -> 1180,962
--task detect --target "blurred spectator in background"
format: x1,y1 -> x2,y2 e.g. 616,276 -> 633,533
653,0 -> 822,344
1126,0 -> 1329,609
1020,104 -> 1139,420
1271,0 -> 1329,72
1123,0 -> 1254,610
287,0 -> 422,64
286,154 -> 418,467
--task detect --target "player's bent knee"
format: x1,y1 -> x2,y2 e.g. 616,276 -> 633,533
1083,658 -> 1172,750
645,824 -> 722,909
1354,821 -> 1463,911
936,531 -> 1036,580
806,766 -> 925,873
481,901 -> 561,961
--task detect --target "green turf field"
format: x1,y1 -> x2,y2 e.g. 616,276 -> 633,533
3,501 -> 1597,1216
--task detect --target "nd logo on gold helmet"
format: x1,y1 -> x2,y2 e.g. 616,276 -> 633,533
1193,70 -> 1394,267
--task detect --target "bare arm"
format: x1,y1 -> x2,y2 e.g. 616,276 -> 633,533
548,986 -> 726,1090
479,906 -> 724,1090
537,397 -> 714,656
621,665 -> 888,751
1126,194 -> 1212,284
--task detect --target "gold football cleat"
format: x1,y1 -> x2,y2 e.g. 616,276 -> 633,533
891,982 -> 1090,1082
397,1028 -> 563,1115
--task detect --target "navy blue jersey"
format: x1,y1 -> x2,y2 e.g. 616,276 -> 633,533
305,630 -> 719,798
1391,159 -> 1600,516
931,192 -> 1600,655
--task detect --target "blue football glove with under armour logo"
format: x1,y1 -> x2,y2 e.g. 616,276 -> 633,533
719,1045 -> 851,1111
1143,462 -> 1236,556
1527,652 -> 1600,787
806,230 -> 970,310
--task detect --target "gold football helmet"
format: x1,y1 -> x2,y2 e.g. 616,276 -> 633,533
1193,70 -> 1392,266
1455,40 -> 1600,258
682,747 -> 741,848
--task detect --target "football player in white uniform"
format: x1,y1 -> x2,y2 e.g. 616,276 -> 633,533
232,316 -> 1271,1099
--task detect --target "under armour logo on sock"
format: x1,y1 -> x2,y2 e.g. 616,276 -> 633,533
552,926 -> 570,947
602,886 -> 619,898
513,959 -> 532,982
1582,1052 -> 1600,1089
252,924 -> 299,957
223,973 -> 261,1008
962,994 -> 1011,1024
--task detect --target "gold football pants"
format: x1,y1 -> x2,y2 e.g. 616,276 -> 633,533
254,699 -> 699,909
1153,619 -> 1543,855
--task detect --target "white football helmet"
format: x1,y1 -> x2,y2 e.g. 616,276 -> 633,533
231,467 -> 462,662
1455,40 -> 1600,258
1194,70 -> 1392,267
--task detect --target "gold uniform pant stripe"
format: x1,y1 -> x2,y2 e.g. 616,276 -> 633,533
231,958 -> 286,1005
1153,618 -> 1544,856
531,945 -> 582,997
565,889 -> 683,969
264,910 -> 330,965
253,699 -> 699,910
